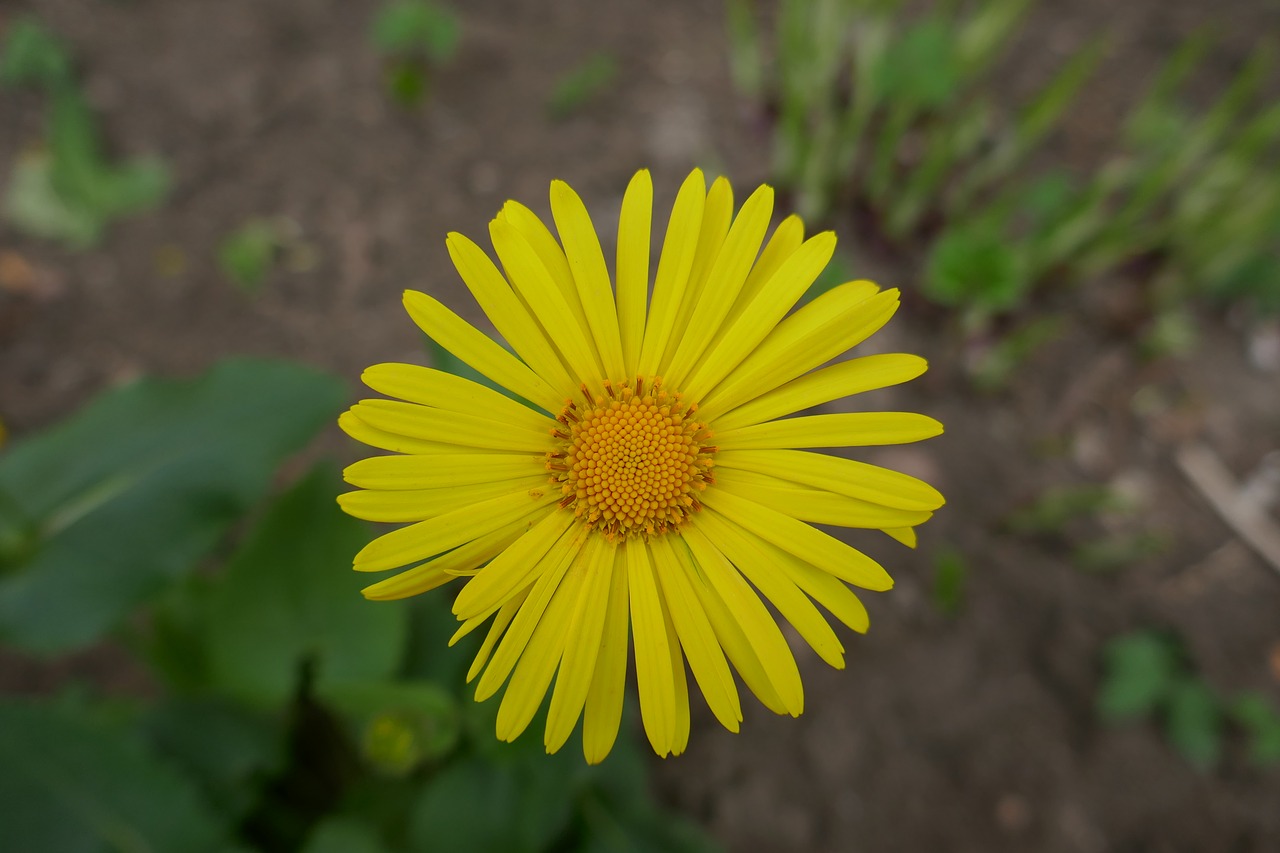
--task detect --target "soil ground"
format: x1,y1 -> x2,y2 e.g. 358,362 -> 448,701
3,1 -> 1280,851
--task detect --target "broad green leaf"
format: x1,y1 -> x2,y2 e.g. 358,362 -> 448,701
407,757 -> 524,853
0,358 -> 346,653
205,464 -> 409,707
1096,631 -> 1180,720
1230,693 -> 1280,767
303,817 -> 391,853
1164,678 -> 1222,770
144,697 -> 286,820
0,699 -> 228,853
924,226 -> 1026,311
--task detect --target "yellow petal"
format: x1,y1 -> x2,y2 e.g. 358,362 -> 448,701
359,510 -> 549,601
711,353 -> 928,433
693,511 -> 844,669
473,522 -> 583,701
638,169 -> 706,378
338,475 -> 548,522
499,200 -> 594,340
445,233 -> 578,398
402,289 -> 563,414
715,448 -> 945,512
495,552 -> 585,742
697,283 -> 894,422
453,508 -> 580,620
665,183 -> 774,389
551,180 -> 627,382
884,526 -> 918,548
729,214 -> 805,322
582,544 -> 630,764
363,362 -> 557,433
660,588 -> 691,757
717,411 -> 944,450
354,488 -> 559,573
466,586 -> 532,682
490,217 -> 605,390
683,230 -> 835,402
680,524 -> 804,716
342,452 -> 545,490
349,400 -> 553,453
649,535 -> 742,732
730,528 -> 870,634
713,467 -> 931,529
700,487 -> 894,592
626,536 -> 676,757
545,535 -> 617,754
616,170 -> 653,379
338,410 -> 457,455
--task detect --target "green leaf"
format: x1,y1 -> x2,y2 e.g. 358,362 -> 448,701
1006,484 -> 1125,535
1164,678 -> 1223,770
3,153 -> 102,247
931,547 -> 967,616
1096,631 -> 1181,721
1230,693 -> 1280,767
924,226 -> 1026,311
0,699 -> 228,853
875,19 -> 961,109
219,219 -> 281,293
371,0 -> 460,63
0,358 -> 346,653
205,464 -> 409,707
548,53 -> 618,120
303,817 -> 391,853
407,756 -> 525,853
0,18 -> 73,88
320,680 -> 462,775
144,697 -> 287,820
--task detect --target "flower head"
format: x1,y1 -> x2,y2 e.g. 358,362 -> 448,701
339,169 -> 944,762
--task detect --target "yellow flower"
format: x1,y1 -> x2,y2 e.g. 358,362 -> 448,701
339,168 -> 944,763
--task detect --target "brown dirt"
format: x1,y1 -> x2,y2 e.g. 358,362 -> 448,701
3,1 -> 1280,851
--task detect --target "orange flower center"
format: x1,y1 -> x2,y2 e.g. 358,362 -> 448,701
547,379 -> 715,539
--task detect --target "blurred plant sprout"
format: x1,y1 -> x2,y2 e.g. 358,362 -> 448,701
1,18 -> 168,248
547,53 -> 618,120
371,0 -> 460,106
1098,630 -> 1280,770
0,358 -> 715,852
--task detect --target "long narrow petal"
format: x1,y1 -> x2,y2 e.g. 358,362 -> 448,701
349,400 -> 553,453
445,233 -> 579,398
700,487 -> 894,592
354,489 -> 559,573
551,180 -> 627,381
638,169 -> 706,378
659,177 -> 734,378
627,536 -> 677,757
884,526 -> 917,548
649,535 -> 742,732
693,511 -> 844,669
683,231 -> 835,402
715,448 -> 945,511
545,535 -> 617,753
338,410 -> 457,455
665,183 -> 773,389
582,544 -> 630,764
697,283 -> 893,422
680,524 -> 804,716
338,475 -> 549,522
499,200 -> 594,342
342,453 -> 545,490
616,170 -> 653,379
728,214 -> 805,322
363,363 -> 557,433
717,411 -> 944,450
466,586 -> 532,683
360,509 -> 551,600
711,353 -> 928,433
495,552 -> 586,742
660,590 -> 691,756
402,289 -> 563,414
713,468 -> 931,529
453,509 -> 580,619
490,218 -> 606,389
473,522 -> 583,700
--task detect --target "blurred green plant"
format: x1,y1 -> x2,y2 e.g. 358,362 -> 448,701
1,17 -> 169,247
371,0 -> 460,107
1097,630 -> 1280,770
547,53 -> 618,120
930,547 -> 967,617
0,357 -> 717,852
219,219 -> 284,293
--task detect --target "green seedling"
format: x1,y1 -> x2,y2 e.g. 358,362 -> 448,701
371,0 -> 460,106
1097,630 -> 1182,720
1006,484 -> 1128,536
1230,693 -> 1280,766
218,219 -> 281,293
923,225 -> 1027,315
1072,531 -> 1167,573
547,53 -> 617,120
931,547 -> 967,617
1,20 -> 168,247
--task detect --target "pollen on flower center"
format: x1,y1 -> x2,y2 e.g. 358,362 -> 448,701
547,378 -> 716,539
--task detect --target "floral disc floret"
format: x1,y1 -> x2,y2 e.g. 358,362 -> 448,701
547,377 -> 715,539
